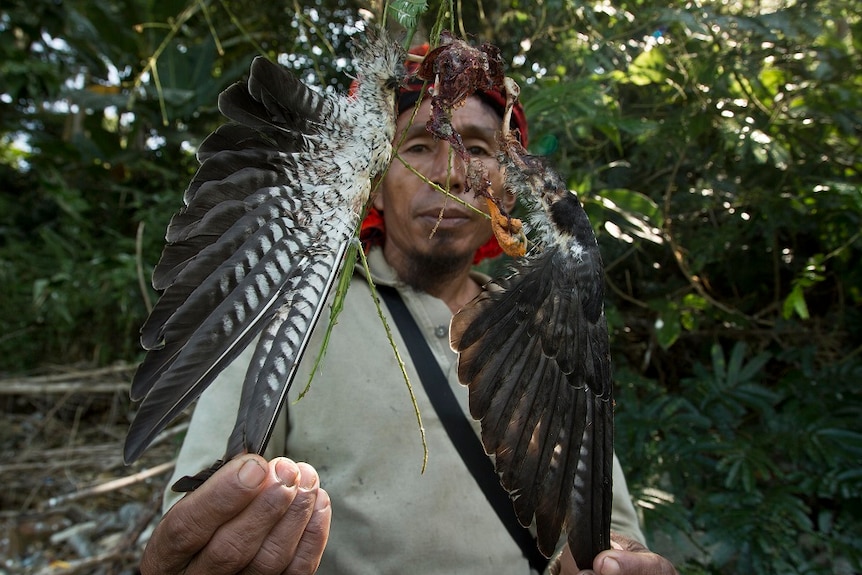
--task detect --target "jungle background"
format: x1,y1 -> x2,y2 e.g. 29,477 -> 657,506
1,0 -> 860,573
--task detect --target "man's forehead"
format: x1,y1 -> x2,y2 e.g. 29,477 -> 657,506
397,97 -> 501,137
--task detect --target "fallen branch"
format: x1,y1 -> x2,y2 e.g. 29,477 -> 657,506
46,460 -> 175,508
0,364 -> 136,395
0,381 -> 130,395
0,445 -> 122,473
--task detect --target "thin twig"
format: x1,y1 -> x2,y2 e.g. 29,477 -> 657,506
394,153 -> 488,217
130,1 -> 203,125
46,461 -> 176,508
358,247 -> 428,473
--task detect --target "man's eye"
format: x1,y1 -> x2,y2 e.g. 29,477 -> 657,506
404,143 -> 431,154
467,145 -> 492,157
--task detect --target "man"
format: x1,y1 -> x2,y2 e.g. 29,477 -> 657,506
140,55 -> 677,575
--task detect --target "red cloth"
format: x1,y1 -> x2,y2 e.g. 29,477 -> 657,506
359,42 -> 528,264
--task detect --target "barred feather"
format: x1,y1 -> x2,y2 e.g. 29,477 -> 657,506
124,32 -> 403,474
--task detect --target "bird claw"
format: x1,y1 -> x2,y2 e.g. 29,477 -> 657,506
485,195 -> 526,257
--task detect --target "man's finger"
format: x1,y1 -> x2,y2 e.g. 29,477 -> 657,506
592,549 -> 678,575
141,455 -> 269,574
283,487 -> 332,575
212,458 -> 311,575
188,458 -> 304,574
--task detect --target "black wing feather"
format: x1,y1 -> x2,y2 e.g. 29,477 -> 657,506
124,56 -> 335,464
451,247 -> 613,566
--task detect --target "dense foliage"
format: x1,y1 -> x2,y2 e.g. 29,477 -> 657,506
1,0 -> 859,573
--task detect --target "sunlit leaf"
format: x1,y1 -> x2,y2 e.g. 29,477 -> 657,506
783,284 -> 810,320
388,0 -> 428,30
624,47 -> 667,86
595,188 -> 664,244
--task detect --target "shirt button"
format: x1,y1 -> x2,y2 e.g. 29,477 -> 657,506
434,325 -> 448,338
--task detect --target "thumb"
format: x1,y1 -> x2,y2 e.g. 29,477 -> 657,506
592,549 -> 678,575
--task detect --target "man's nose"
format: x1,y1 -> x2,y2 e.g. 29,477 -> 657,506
427,144 -> 467,193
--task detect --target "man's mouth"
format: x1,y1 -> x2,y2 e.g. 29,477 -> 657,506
418,208 -> 473,229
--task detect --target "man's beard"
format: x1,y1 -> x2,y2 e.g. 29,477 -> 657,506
399,233 -> 474,294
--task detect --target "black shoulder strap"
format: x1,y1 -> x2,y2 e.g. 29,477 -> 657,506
378,286 -> 549,573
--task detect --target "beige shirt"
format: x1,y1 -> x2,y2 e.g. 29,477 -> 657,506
165,247 -> 644,574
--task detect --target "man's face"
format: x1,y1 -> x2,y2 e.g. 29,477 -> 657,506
373,96 -> 515,276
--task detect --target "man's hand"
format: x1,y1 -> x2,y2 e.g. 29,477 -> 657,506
553,533 -> 678,575
141,455 -> 331,575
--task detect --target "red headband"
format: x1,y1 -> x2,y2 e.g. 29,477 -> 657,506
360,43 -> 529,264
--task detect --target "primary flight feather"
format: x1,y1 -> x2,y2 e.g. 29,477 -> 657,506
124,31 -> 403,488
450,136 -> 613,567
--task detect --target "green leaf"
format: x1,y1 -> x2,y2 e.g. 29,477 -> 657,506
816,429 -> 862,456
154,40 -> 220,120
599,188 -> 663,226
726,342 -> 747,386
783,283 -> 810,320
625,47 -> 667,86
388,0 -> 428,30
595,188 -> 664,244
653,302 -> 682,350
737,352 -> 771,383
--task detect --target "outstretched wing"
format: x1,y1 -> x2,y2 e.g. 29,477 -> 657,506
450,246 -> 613,567
124,57 -> 352,465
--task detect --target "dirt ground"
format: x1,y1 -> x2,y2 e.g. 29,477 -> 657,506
0,364 -> 186,574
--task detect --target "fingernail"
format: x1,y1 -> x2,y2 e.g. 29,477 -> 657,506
600,557 -> 620,575
314,489 -> 331,510
275,459 -> 298,487
238,458 -> 266,488
299,468 -> 318,491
